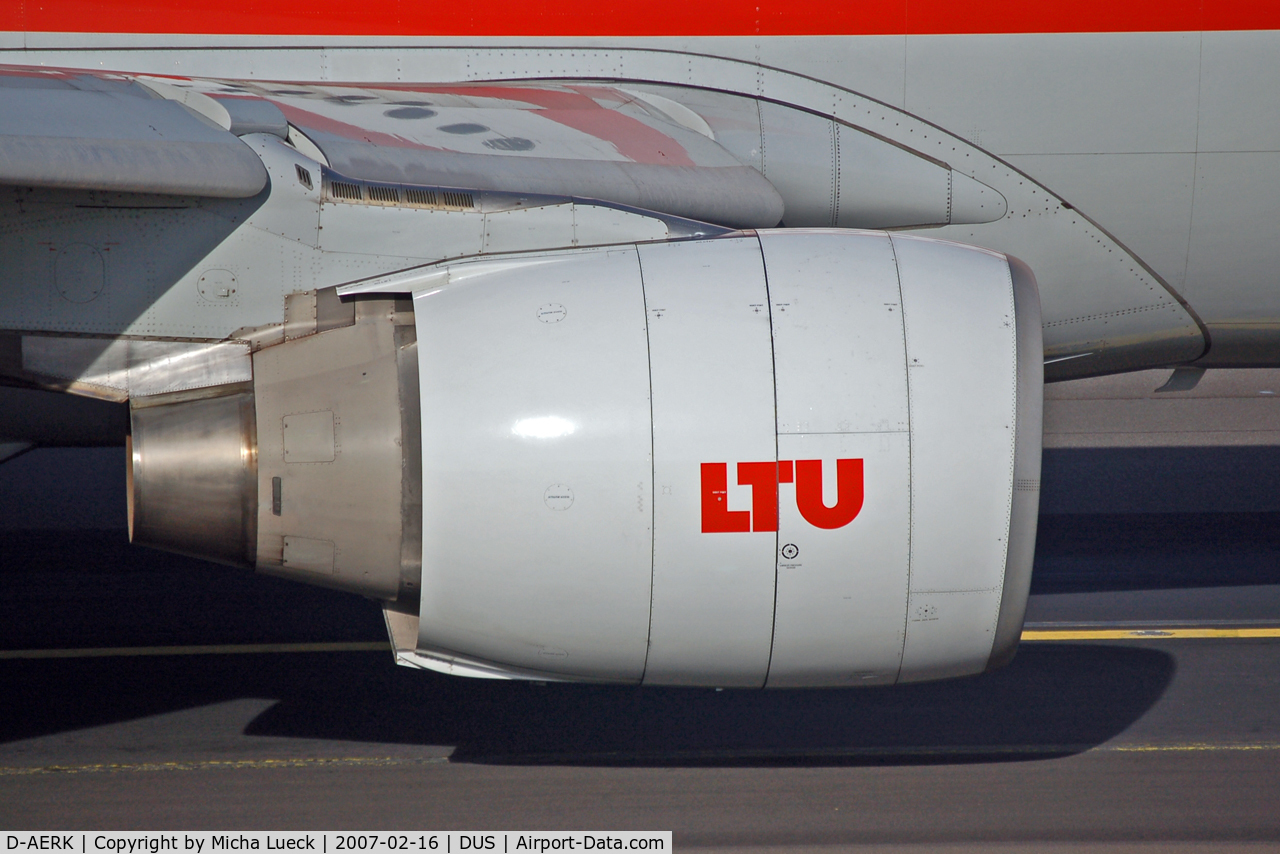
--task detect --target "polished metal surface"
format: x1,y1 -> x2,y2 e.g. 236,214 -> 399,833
128,386 -> 258,566
119,294 -> 421,601
252,297 -> 419,601
17,336 -> 252,399
393,320 -> 423,614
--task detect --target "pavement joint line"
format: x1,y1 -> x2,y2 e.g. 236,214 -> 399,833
471,742 -> 1280,764
3,628 -> 1280,660
1106,742 -> 1280,752
3,743 -> 1279,776
0,756 -> 451,776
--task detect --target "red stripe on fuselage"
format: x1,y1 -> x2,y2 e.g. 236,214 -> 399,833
4,0 -> 1278,37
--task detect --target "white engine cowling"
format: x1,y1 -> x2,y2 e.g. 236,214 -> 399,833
405,230 -> 1042,687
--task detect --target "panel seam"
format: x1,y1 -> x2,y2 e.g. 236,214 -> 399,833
635,245 -> 657,686
992,258 -> 1020,651
758,232 -> 781,689
887,233 -> 911,684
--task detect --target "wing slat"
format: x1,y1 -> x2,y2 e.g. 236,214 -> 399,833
0,79 -> 268,198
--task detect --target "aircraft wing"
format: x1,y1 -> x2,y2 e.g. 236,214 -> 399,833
0,68 -> 268,197
191,78 -> 785,228
0,67 -> 784,228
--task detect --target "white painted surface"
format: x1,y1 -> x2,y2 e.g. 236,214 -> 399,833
769,431 -> 910,687
761,231 -> 911,686
1002,153 -> 1196,293
904,32 -> 1201,156
571,204 -> 670,247
483,206 -> 575,255
641,236 -> 778,687
644,86 -> 763,172
900,589 -> 1003,683
948,171 -> 1008,225
620,87 -> 715,139
1199,31 -> 1280,153
759,102 -> 835,227
415,246 -> 654,682
241,135 -> 321,247
895,234 -> 1016,593
1186,152 -> 1280,324
481,204 -> 671,254
320,203 -> 480,260
893,234 -> 1017,680
135,76 -> 233,131
761,230 -> 907,434
405,232 -> 1029,686
835,128 -> 949,229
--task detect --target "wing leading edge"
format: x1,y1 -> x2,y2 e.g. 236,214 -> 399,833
0,69 -> 268,198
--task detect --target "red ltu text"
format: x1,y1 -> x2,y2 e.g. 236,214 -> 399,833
701,459 -> 864,533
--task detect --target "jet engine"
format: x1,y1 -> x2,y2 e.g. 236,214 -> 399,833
127,230 -> 1042,687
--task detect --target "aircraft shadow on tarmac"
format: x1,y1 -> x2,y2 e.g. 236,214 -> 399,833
1033,511 -> 1280,593
1,641 -> 1175,767
249,642 -> 1179,766
10,442 -> 1280,767
1035,446 -> 1280,594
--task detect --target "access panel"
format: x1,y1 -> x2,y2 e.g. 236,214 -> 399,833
641,237 -> 779,687
415,248 -> 655,681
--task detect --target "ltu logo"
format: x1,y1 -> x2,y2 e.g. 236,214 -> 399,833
701,459 -> 864,533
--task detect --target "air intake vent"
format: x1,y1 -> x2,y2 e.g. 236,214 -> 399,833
367,185 -> 400,203
330,181 -> 363,201
405,188 -> 438,206
295,165 -> 313,190
442,191 -> 475,209
322,173 -> 481,211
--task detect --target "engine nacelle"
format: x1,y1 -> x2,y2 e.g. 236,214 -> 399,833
128,229 -> 1042,687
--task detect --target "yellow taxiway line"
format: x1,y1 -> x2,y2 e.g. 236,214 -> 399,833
1020,627 -> 1280,640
